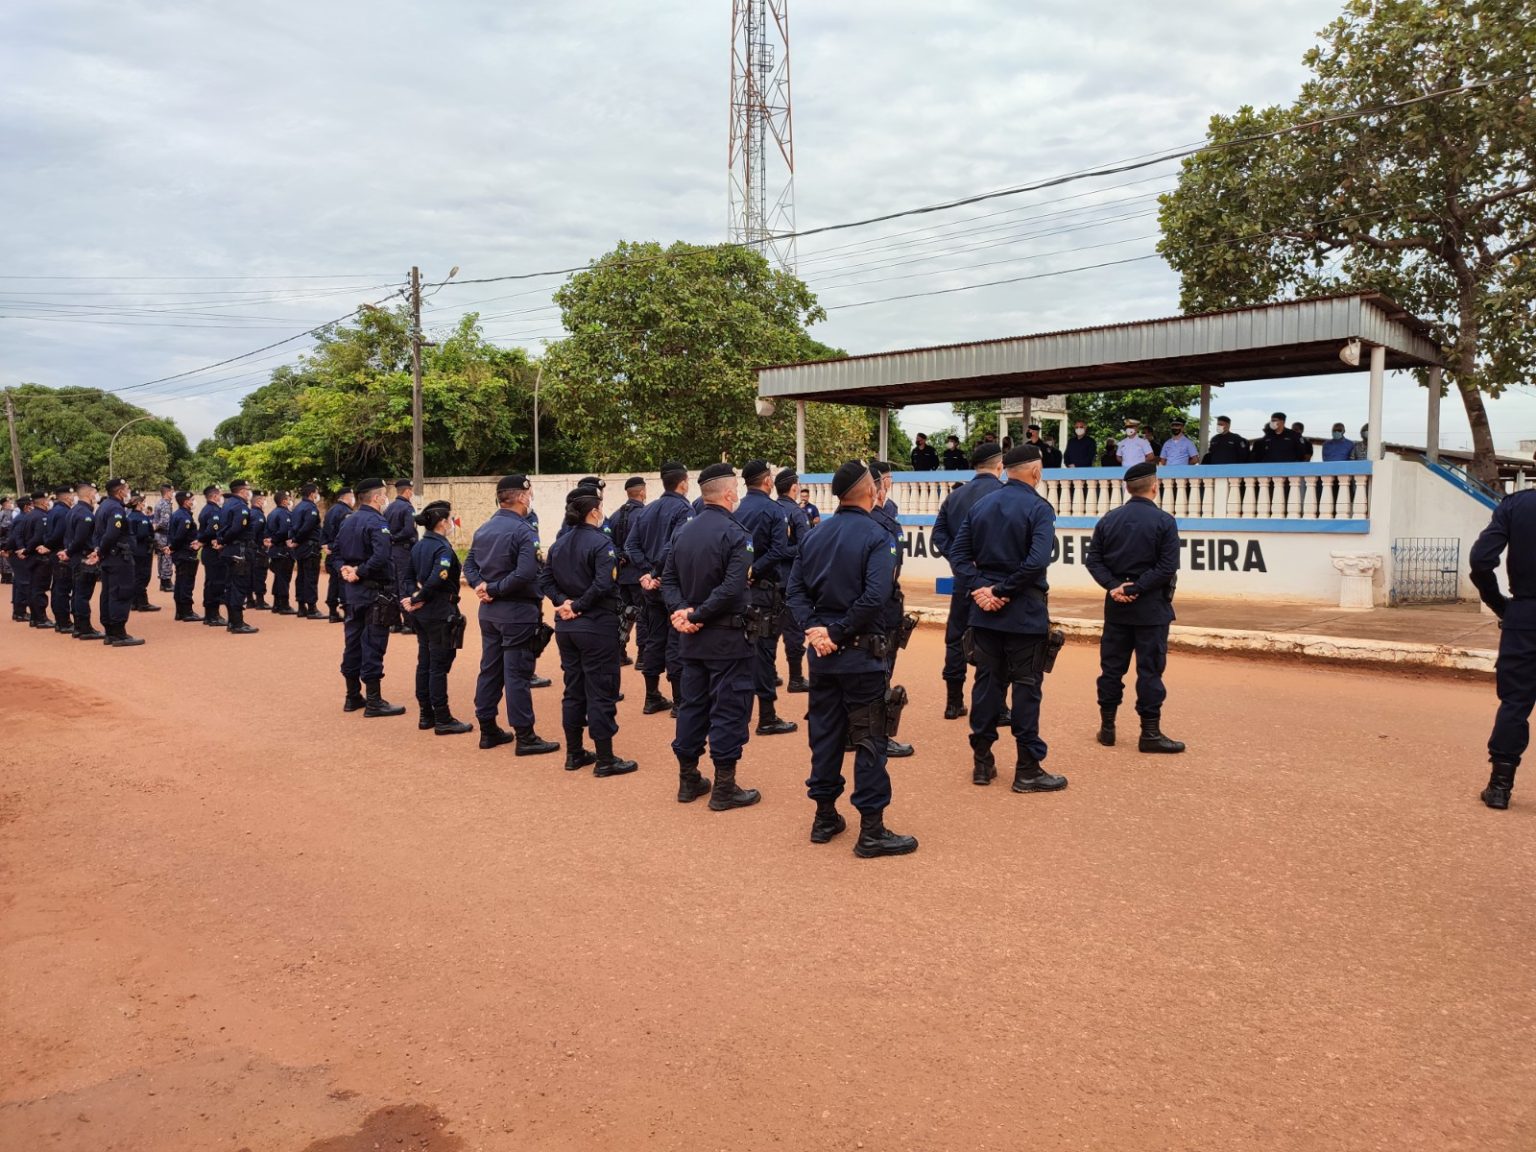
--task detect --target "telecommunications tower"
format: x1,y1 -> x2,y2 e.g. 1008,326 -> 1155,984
728,0 -> 796,271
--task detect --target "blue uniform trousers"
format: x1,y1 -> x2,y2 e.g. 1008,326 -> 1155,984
10,560 -> 27,616
413,618 -> 458,714
71,559 -> 98,631
474,620 -> 538,727
133,551 -> 152,605
295,554 -> 321,610
172,556 -> 198,614
223,545 -> 252,622
778,605 -> 804,664
201,553 -> 227,613
805,670 -> 892,814
269,554 -> 294,608
21,558 -> 48,622
340,594 -> 390,681
942,588 -> 970,683
325,553 -> 345,611
639,590 -> 682,685
1096,621 -> 1169,717
50,557 -> 73,626
98,553 -> 134,630
558,629 -> 621,741
671,654 -> 753,766
1490,626 -> 1536,767
968,627 -> 1048,763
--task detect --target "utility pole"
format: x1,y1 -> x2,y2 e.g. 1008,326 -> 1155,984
4,389 -> 23,495
410,265 -> 424,491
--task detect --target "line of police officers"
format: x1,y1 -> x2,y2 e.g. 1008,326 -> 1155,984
7,445 -> 1200,856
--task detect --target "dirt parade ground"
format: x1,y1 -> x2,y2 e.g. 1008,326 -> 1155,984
2,595 -> 1533,1152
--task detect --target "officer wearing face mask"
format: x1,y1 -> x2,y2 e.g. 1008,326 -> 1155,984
1322,422 -> 1356,461
1063,420 -> 1096,467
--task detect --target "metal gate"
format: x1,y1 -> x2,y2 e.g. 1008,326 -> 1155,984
1389,537 -> 1461,605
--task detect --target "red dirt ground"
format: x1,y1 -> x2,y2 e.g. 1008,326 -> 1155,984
1,594 -> 1532,1151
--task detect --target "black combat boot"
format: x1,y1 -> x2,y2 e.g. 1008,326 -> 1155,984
1482,760 -> 1517,810
944,680 -> 968,720
668,677 -> 682,718
327,607 -> 344,623
755,698 -> 798,737
343,675 -> 366,713
159,578 -> 173,593
809,799 -> 847,843
1138,715 -> 1185,754
593,737 -> 637,777
514,727 -> 560,757
228,620 -> 260,635
564,728 -> 596,771
677,758 -> 711,803
107,628 -> 145,648
417,700 -> 435,730
708,762 -> 761,811
786,655 -> 809,694
1097,706 -> 1117,747
75,626 -> 105,641
363,679 -> 405,718
886,737 -> 914,758
274,604 -> 298,616
478,718 -> 515,749
970,736 -> 997,786
853,810 -> 918,858
433,708 -> 473,736
1011,753 -> 1068,794
529,674 -> 552,689
641,674 -> 672,715
204,611 -> 225,627
998,707 -> 1012,726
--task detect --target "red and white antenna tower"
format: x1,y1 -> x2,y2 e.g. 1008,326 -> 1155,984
728,0 -> 796,271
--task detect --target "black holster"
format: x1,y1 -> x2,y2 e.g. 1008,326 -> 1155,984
895,612 -> 919,650
532,621 -> 555,657
450,614 -> 467,650
847,695 -> 886,756
1042,628 -> 1066,675
884,684 -> 908,738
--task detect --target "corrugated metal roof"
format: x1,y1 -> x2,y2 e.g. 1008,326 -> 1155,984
757,293 -> 1443,406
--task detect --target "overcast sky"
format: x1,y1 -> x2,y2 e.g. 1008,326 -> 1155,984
5,0 -> 1535,454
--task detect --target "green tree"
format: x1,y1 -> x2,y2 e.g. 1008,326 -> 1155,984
113,434 -> 171,493
864,409 -> 914,467
542,240 -> 869,471
1157,0 -> 1536,482
0,384 -> 189,491
951,399 -> 1001,443
1067,386 -> 1202,448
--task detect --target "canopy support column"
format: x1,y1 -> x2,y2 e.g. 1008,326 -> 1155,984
1425,365 -> 1442,463
1198,384 -> 1212,454
795,399 -> 806,474
1367,344 -> 1386,461
878,407 -> 890,460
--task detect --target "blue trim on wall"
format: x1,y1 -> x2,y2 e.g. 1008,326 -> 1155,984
1420,455 -> 1500,511
936,577 -> 954,596
802,461 -> 1372,483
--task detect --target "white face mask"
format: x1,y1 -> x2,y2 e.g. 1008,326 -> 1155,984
1074,427 -> 1085,437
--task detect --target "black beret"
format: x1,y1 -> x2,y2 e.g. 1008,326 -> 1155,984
1027,423 -> 1041,432
578,475 -> 606,490
1271,412 -> 1287,422
970,441 -> 1004,467
53,483 -> 73,495
422,500 -> 451,514
394,479 -> 413,490
17,495 -> 32,506
76,479 -> 97,490
202,484 -> 221,497
869,460 -> 892,479
741,459 -> 771,484
698,462 -> 735,485
774,468 -> 798,494
1003,445 -> 1042,467
830,460 -> 870,497
495,474 -> 530,492
1124,461 -> 1158,483
334,487 -> 353,498
29,490 -> 47,501
252,490 -> 266,497
104,477 -> 127,492
355,477 -> 385,496
624,476 -> 645,491
229,478 -> 250,491
659,461 -> 688,484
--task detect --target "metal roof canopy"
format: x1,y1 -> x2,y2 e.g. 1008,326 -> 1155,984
756,293 -> 1442,407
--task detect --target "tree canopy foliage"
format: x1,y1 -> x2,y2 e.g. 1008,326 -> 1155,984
542,241 -> 869,471
1157,0 -> 1536,480
1,384 -> 189,494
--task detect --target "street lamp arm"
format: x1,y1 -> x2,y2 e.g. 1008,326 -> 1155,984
108,414 -> 155,478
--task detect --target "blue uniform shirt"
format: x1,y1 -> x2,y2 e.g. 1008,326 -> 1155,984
543,522 -> 620,636
43,501 -> 70,551
92,497 -> 128,555
931,471 -> 1003,559
321,501 -> 351,548
662,503 -> 752,661
13,506 -> 46,557
385,496 -> 418,551
408,532 -> 461,622
786,505 -> 897,675
777,494 -> 809,560
290,499 -> 321,555
734,487 -> 794,586
625,489 -> 692,581
218,495 -> 256,547
333,503 -> 393,587
462,508 -> 543,625
127,508 -> 155,557
66,500 -> 96,557
1084,495 -> 1180,626
168,506 -> 198,556
948,478 -> 1056,634
196,502 -> 223,557
606,497 -> 646,586
1159,435 -> 1199,466
1471,489 -> 1536,630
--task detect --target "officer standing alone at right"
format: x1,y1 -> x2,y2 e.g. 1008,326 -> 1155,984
787,460 -> 918,857
948,444 -> 1068,795
1469,486 -> 1536,809
1084,462 -> 1185,754
931,440 -> 1004,720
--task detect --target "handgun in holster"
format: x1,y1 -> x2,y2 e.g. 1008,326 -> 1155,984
884,684 -> 908,738
449,614 -> 467,651
619,602 -> 640,642
896,612 -> 919,650
1042,627 -> 1066,675
532,621 -> 555,657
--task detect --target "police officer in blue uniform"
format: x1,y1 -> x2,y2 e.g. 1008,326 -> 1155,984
322,487 -> 354,622
334,477 -> 406,717
247,491 -> 271,610
931,441 -> 1005,720
197,486 -> 227,627
462,474 -> 561,755
1470,487 -> 1536,809
44,483 -> 76,633
607,476 -> 648,666
1084,461 -> 1185,754
290,484 -> 324,618
265,491 -> 296,615
126,493 -> 161,612
787,460 -> 917,857
662,462 -> 762,809
544,486 -> 638,776
89,478 -> 143,647
400,500 -> 473,736
774,469 -> 811,693
626,461 -> 692,715
735,459 -> 799,737
385,479 -> 418,632
868,461 -> 915,758
13,492 -> 51,627
4,495 -> 25,620
948,444 -> 1068,794
216,481 -> 260,634
67,481 -> 104,639
167,490 -> 203,621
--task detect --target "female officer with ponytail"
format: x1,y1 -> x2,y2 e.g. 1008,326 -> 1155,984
402,501 -> 473,736
541,486 -> 637,778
